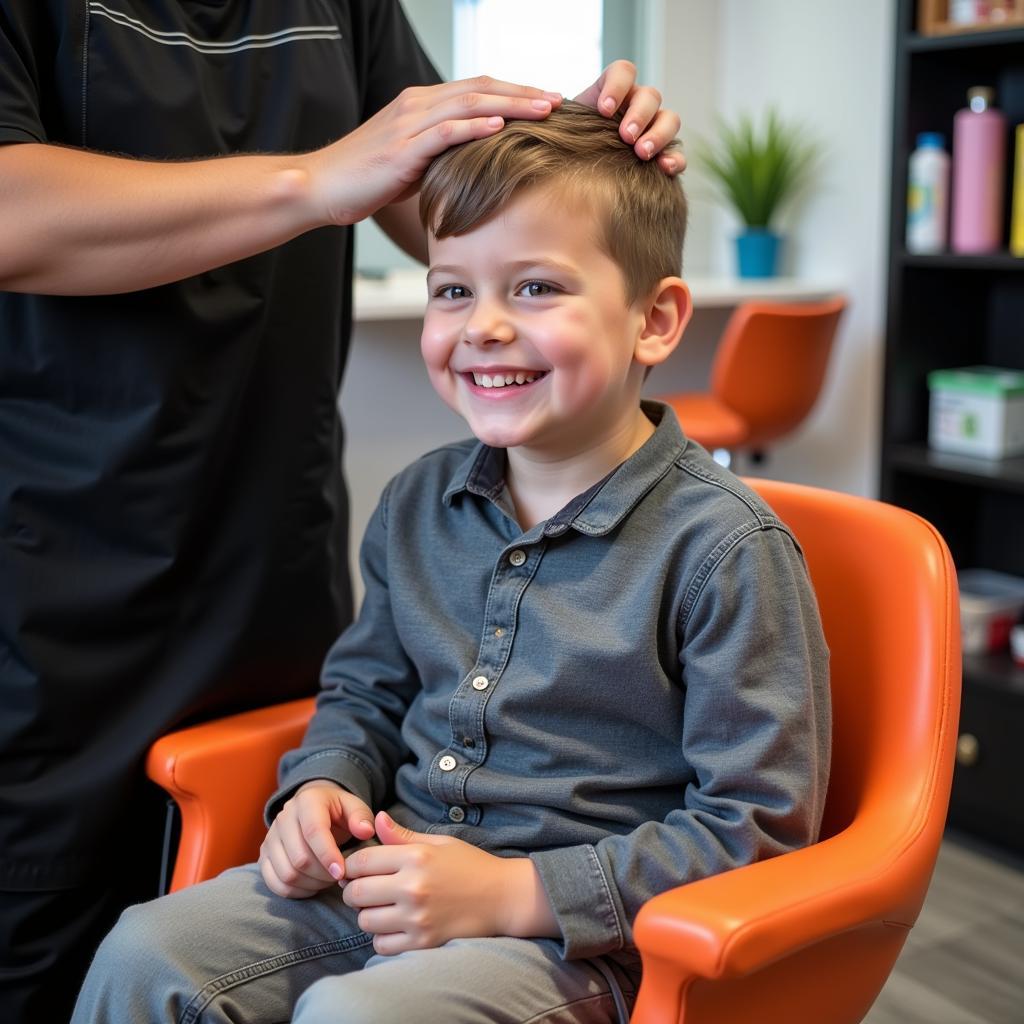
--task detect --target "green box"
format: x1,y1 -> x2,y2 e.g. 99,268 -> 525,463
927,366 -> 1024,459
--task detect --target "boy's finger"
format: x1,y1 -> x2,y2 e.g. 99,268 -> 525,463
295,799 -> 347,878
341,874 -> 398,909
304,825 -> 348,881
342,844 -> 407,879
374,809 -> 448,847
345,805 -> 376,841
355,906 -> 406,936
259,855 -> 322,899
262,840 -> 329,892
372,931 -> 411,957
277,818 -> 335,882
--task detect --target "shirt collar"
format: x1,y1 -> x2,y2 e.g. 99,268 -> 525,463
441,401 -> 689,536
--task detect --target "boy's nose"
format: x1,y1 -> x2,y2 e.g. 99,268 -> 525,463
462,302 -> 515,347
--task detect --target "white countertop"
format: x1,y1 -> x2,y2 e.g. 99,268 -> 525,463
354,268 -> 841,322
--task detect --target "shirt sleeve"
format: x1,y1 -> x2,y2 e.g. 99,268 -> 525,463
530,523 -> 832,960
350,0 -> 443,122
0,0 -> 49,144
266,480 -> 421,822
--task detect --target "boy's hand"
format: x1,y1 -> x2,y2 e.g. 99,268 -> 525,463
306,78 -> 562,228
340,811 -> 558,955
575,59 -> 684,174
259,780 -> 376,899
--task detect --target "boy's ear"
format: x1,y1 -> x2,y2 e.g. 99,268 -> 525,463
634,278 -> 692,368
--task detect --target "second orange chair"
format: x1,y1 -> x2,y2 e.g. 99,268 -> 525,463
657,296 -> 846,465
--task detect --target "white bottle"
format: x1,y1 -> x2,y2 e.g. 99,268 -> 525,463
906,132 -> 950,254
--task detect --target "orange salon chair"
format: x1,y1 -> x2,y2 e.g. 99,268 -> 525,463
657,297 -> 846,465
147,479 -> 960,1024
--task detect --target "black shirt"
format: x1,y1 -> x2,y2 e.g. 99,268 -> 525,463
0,0 -> 439,889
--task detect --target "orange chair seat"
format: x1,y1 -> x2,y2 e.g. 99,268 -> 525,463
663,393 -> 748,450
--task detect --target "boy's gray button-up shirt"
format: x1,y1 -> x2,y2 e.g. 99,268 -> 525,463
271,402 -> 831,961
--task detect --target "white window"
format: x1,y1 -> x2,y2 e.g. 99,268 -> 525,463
452,0 -> 603,96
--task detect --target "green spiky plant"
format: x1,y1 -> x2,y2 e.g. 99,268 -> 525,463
694,109 -> 821,229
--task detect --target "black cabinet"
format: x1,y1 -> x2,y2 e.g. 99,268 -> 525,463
882,3 -> 1024,854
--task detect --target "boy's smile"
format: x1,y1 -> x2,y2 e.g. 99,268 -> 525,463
421,186 -> 652,461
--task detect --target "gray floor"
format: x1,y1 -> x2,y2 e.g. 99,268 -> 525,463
864,832 -> 1024,1024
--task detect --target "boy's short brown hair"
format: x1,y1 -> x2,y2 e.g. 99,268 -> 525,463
419,100 -> 687,305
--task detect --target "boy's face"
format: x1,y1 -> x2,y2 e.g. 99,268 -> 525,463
421,186 -> 649,458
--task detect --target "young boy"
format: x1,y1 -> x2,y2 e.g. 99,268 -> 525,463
73,103 -> 830,1024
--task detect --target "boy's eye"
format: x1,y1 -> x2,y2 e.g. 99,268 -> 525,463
435,284 -> 470,300
518,281 -> 555,298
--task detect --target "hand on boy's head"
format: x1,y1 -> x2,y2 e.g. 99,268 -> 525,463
258,780 -> 375,899
313,76 -> 563,226
574,59 -> 684,175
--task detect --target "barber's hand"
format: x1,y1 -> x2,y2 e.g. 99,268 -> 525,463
307,78 -> 562,227
576,59 -> 684,174
341,811 -> 550,955
259,780 -> 376,898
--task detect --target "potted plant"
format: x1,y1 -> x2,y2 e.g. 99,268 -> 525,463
694,109 -> 821,278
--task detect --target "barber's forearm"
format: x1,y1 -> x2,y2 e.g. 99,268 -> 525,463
0,143 -> 326,295
373,193 -> 428,264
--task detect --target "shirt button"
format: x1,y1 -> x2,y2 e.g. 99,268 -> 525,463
471,675 -> 489,690
448,806 -> 466,823
462,736 -> 476,748
439,755 -> 457,771
509,549 -> 527,567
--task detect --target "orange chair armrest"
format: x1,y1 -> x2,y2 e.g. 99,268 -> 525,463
145,697 -> 316,891
634,819 -> 930,983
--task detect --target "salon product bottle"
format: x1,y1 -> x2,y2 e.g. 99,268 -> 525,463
951,86 -> 1007,253
1011,124 -> 1024,257
906,132 -> 950,253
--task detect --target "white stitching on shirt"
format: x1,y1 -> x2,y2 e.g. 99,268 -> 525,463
80,0 -> 90,144
88,3 -> 342,53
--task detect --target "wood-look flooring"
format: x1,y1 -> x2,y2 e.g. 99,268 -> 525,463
864,831 -> 1024,1024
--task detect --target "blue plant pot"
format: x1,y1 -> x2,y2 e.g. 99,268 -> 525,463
736,229 -> 782,278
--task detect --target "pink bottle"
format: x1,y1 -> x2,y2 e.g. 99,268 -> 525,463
951,86 -> 1007,253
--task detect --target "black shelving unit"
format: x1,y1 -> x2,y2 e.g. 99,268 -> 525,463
882,2 -> 1024,855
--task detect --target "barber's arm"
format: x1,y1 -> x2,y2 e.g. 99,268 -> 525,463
0,79 -> 556,296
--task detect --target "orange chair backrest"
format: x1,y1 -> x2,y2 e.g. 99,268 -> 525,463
713,298 -> 846,448
747,480 -> 960,916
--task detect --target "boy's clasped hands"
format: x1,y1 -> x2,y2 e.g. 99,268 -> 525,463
260,780 -> 554,955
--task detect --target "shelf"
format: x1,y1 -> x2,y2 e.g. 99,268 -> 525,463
353,270 -> 842,322
887,443 -> 1024,493
907,24 -> 1024,50
901,251 -> 1024,270
964,652 -> 1024,695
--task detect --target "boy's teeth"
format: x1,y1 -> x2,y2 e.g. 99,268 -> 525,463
473,371 -> 538,388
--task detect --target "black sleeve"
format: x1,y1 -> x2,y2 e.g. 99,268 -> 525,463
349,0 -> 443,122
0,0 -> 52,143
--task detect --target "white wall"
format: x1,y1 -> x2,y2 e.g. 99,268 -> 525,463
643,0 -> 894,496
637,0 -> 721,277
